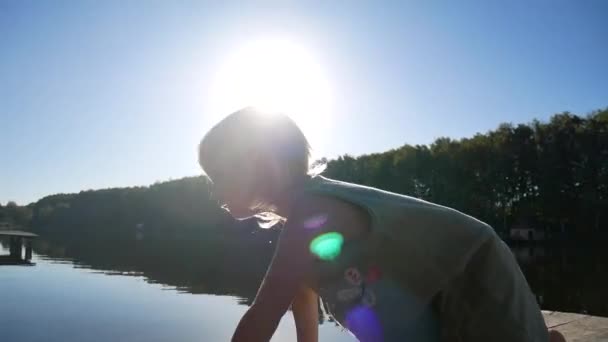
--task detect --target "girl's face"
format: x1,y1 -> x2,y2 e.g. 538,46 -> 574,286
209,157 -> 265,219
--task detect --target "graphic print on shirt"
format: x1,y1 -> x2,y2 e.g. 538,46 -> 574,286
336,266 -> 379,308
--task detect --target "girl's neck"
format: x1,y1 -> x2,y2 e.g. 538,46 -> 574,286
271,174 -> 312,217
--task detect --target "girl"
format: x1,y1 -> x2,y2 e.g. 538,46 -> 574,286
199,107 -> 562,342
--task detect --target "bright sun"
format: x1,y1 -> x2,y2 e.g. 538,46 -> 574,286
208,38 -> 333,153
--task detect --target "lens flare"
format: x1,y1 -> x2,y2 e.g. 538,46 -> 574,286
206,38 -> 333,155
345,305 -> 384,342
309,232 -> 343,260
303,214 -> 328,229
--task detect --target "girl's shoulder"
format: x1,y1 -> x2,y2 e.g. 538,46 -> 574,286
290,190 -> 371,241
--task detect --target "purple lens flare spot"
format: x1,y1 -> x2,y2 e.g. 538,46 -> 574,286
303,213 -> 328,229
345,305 -> 384,342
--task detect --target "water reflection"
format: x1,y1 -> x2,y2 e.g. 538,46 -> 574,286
5,227 -> 608,319
0,247 -> 276,342
30,226 -> 279,306
0,238 -> 357,342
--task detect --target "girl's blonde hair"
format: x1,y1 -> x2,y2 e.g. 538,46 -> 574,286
198,107 -> 323,227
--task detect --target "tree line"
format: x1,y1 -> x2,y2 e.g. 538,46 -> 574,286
323,108 -> 608,238
0,201 -> 32,227
25,176 -> 234,239
4,107 -> 607,240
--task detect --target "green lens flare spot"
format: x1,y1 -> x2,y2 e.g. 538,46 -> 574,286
310,232 -> 344,261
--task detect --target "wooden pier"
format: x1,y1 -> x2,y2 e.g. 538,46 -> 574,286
0,230 -> 38,265
544,311 -> 608,342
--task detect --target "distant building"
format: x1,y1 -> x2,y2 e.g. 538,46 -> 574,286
510,224 -> 546,241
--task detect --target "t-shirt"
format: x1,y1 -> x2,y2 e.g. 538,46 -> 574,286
303,176 -> 548,342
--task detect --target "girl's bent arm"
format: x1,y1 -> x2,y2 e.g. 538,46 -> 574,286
292,286 -> 319,342
231,203 -> 318,342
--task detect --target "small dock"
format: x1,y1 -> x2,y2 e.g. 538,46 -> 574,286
544,311 -> 608,342
0,230 -> 38,265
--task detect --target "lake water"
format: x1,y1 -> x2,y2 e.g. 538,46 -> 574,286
1,236 -> 607,342
0,244 -> 356,342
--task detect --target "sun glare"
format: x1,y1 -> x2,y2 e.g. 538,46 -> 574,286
208,38 -> 333,153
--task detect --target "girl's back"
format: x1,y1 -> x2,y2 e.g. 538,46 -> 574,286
303,175 -> 548,341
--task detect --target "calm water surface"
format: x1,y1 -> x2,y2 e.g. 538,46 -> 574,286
0,244 -> 355,342
1,234 -> 607,342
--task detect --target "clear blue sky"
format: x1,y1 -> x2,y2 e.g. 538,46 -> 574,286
1,1 -> 607,205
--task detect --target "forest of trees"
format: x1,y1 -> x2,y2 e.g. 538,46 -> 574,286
26,176 -> 234,239
3,108 -> 606,240
323,108 -> 608,238
0,201 -> 32,226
